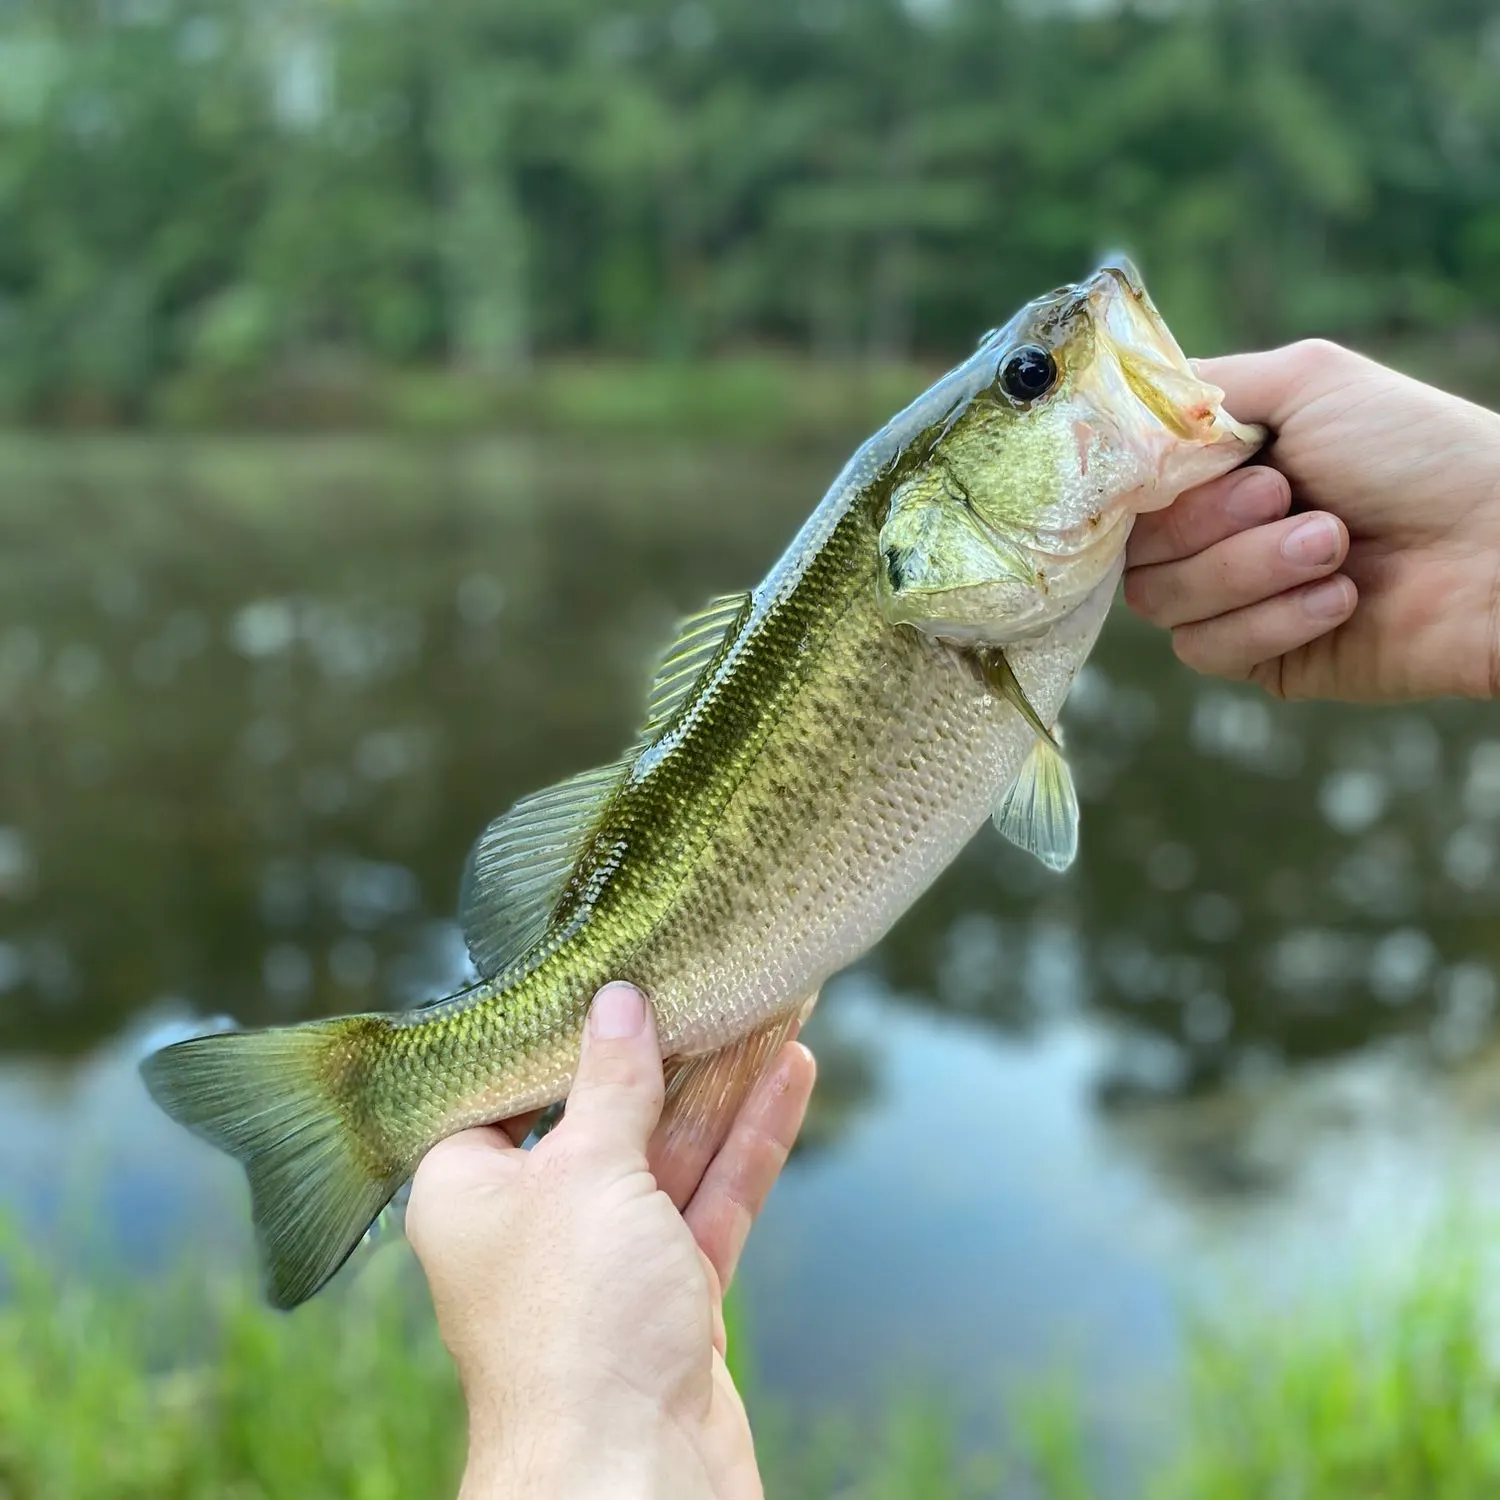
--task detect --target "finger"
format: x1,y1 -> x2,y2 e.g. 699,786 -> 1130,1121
417,1125 -> 526,1181
1171,574 -> 1357,681
1126,466 -> 1290,569
685,1041 -> 816,1292
648,1012 -> 811,1211
1194,341 -> 1354,430
649,1100 -> 723,1211
1126,512 -> 1349,628
702,1249 -> 728,1359
557,983 -> 665,1153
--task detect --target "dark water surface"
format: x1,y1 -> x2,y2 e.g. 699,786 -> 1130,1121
6,433 -> 1500,1453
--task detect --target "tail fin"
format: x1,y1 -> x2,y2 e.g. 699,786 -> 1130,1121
140,1017 -> 409,1310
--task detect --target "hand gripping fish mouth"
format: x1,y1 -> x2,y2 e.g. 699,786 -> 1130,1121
874,256 -> 1264,647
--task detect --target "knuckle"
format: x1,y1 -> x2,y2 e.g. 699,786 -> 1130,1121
576,1057 -> 665,1119
1172,624 -> 1235,679
1287,337 -> 1347,376
1125,563 -> 1177,620
1161,508 -> 1195,559
586,1046 -> 657,1093
403,1181 -> 438,1252
1171,627 -> 1206,671
406,1144 -> 465,1221
1250,657 -> 1288,700
405,1167 -> 472,1258
1238,463 -> 1291,513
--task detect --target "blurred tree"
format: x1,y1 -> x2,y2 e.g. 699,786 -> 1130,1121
0,0 -> 1496,412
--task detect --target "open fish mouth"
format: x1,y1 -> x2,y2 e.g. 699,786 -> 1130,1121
1083,256 -> 1263,454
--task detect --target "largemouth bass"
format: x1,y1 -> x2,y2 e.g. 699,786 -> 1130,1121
142,260 -> 1262,1308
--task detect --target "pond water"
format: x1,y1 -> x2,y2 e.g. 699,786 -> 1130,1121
6,432 -> 1500,1462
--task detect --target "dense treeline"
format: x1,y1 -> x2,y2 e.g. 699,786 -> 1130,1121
1,0 -> 1497,414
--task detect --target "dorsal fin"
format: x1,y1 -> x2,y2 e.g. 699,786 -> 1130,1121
641,592 -> 750,737
456,591 -> 750,981
458,757 -> 633,979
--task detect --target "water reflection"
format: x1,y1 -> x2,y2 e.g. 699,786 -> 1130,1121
3,435 -> 1499,1110
12,433 -> 1500,1453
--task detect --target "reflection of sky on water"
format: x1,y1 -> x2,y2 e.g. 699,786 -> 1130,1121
746,984 -> 1500,1464
8,436 -> 1500,1454
0,1017 -> 242,1272
11,976 -> 1500,1472
747,988 -> 1181,1459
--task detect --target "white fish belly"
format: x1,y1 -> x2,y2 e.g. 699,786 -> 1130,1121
646,562 -> 1121,1055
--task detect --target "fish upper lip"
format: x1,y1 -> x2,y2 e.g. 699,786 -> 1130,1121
1085,264 -> 1192,377
1079,260 -> 1254,443
1090,256 -> 1148,300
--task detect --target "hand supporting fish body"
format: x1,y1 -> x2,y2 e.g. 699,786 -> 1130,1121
142,261 -> 1263,1307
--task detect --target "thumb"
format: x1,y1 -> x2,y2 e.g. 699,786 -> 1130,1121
1195,341 -> 1361,432
558,982 -> 666,1154
1193,349 -> 1307,430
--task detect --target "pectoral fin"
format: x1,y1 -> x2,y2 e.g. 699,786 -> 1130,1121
650,1008 -> 803,1208
993,736 -> 1080,872
976,648 -> 1058,748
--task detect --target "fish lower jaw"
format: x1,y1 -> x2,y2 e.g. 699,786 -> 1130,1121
918,545 -> 1128,647
1130,421 -> 1267,512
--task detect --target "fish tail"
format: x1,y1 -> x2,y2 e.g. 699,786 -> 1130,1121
140,1015 -> 412,1310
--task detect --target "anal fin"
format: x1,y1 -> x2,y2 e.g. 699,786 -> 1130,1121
650,1008 -> 803,1208
993,735 -> 1080,872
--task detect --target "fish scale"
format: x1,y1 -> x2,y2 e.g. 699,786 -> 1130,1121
140,259 -> 1262,1308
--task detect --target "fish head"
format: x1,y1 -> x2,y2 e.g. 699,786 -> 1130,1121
876,257 -> 1265,642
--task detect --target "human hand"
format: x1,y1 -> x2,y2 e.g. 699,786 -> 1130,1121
405,983 -> 816,1500
1124,340 -> 1500,701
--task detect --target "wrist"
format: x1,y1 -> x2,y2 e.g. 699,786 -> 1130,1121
461,1403 -> 714,1500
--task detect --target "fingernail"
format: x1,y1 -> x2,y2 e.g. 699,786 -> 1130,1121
1282,516 -> 1340,566
1302,577 -> 1352,619
590,983 -> 645,1039
1226,470 -> 1285,525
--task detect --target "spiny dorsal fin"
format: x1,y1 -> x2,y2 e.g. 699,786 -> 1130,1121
993,734 -> 1079,872
641,592 -> 751,737
458,757 -> 633,979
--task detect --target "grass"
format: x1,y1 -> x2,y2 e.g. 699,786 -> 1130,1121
1160,1242 -> 1500,1499
3,1219 -> 1500,1498
0,1226 -> 463,1500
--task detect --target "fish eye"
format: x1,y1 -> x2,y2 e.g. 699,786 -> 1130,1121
997,344 -> 1058,404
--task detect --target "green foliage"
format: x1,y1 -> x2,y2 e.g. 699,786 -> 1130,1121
6,1222 -> 1500,1497
0,1228 -> 464,1500
0,0 -> 1497,421
1162,1245 -> 1500,1499
738,1243 -> 1500,1500
146,355 -> 934,438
